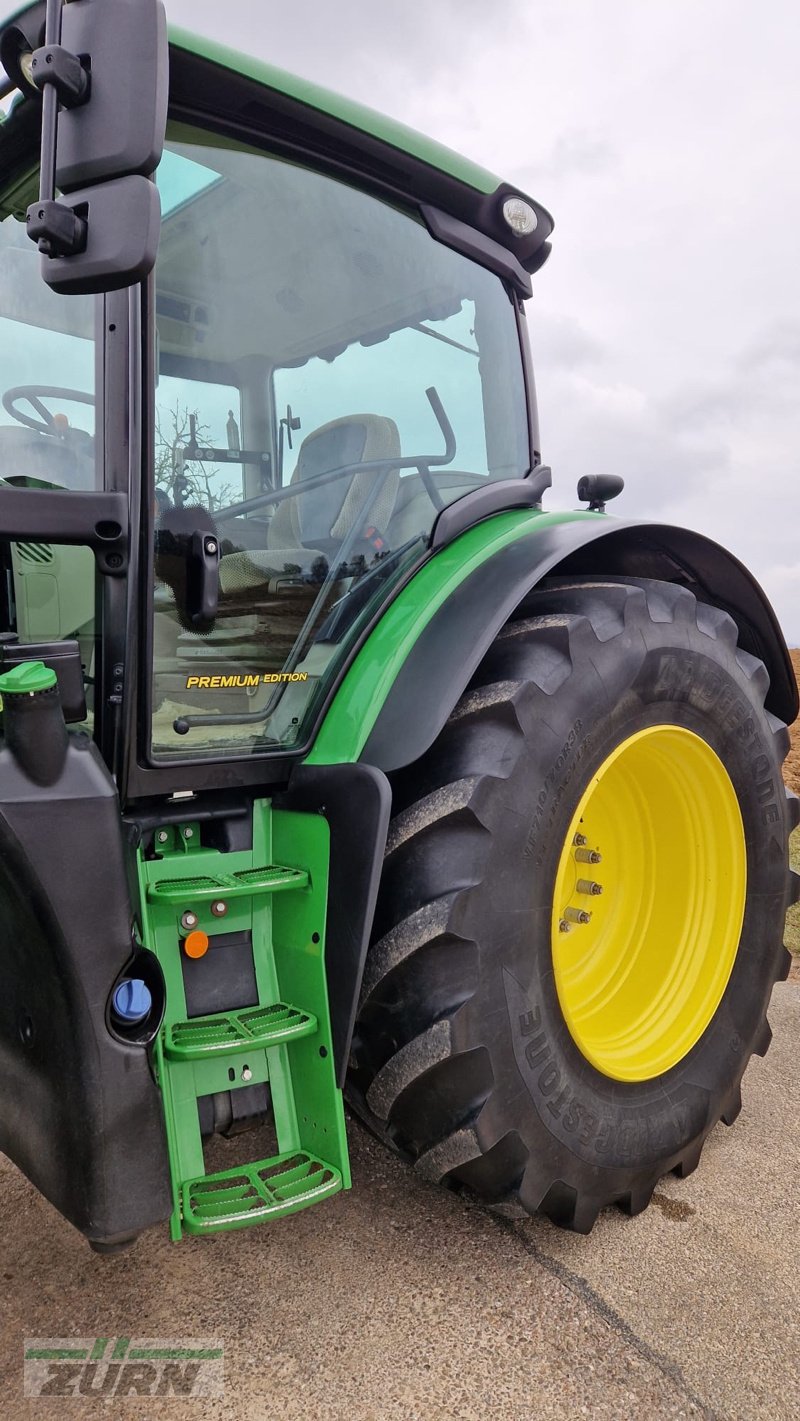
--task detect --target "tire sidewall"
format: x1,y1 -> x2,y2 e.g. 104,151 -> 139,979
454,607 -> 789,1184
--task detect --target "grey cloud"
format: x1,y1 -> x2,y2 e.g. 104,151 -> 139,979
538,130 -> 617,180
663,320 -> 800,431
662,375 -> 750,432
168,0 -> 513,91
530,311 -> 606,370
537,371 -> 731,521
738,322 -> 800,372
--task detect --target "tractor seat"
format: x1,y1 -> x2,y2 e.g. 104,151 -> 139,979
219,413 -> 401,593
0,424 -> 95,491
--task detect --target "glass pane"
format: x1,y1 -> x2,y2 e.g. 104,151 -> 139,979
0,536 -> 98,735
155,373 -> 246,514
151,131 -> 529,759
274,304 -> 490,482
0,214 -> 96,491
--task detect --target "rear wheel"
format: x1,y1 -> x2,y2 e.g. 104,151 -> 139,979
348,576 -> 799,1230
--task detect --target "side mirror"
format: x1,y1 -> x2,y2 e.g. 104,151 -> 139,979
24,0 -> 167,294
29,175 -> 162,296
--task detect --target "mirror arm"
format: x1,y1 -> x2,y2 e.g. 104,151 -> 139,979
25,0 -> 90,260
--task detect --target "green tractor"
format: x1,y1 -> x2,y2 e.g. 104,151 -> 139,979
0,0 -> 796,1250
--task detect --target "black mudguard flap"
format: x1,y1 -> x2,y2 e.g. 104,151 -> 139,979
0,734 -> 171,1244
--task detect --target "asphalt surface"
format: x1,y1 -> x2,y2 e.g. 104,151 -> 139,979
2,983 -> 799,1421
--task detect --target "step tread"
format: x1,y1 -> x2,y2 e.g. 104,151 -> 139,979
164,1002 -> 317,1060
146,864 -> 309,903
182,1151 -> 342,1233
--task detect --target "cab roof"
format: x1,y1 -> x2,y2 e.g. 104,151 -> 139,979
0,2 -> 553,282
171,26 -> 501,197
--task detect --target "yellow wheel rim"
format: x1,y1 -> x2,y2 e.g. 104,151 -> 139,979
551,725 -> 747,1082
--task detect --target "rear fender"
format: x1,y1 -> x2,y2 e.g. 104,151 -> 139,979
357,516 -> 796,772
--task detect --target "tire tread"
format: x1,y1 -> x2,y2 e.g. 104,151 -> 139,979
348,576 -> 794,1230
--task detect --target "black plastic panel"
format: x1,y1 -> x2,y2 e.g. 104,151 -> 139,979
430,467 -> 552,549
0,732 -> 171,1244
0,638 -> 86,722
421,205 -> 532,298
182,930 -> 258,1018
276,762 -> 391,1086
0,484 -> 128,574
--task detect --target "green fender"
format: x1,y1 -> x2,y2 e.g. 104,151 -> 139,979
305,509 -> 795,772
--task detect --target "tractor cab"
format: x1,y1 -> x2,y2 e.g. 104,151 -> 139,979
147,132 -> 532,757
0,3 -> 549,792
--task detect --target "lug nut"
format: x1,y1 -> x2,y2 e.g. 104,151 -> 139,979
577,879 -> 603,896
558,918 -> 571,933
181,910 -> 199,931
210,900 -> 228,917
564,906 -> 592,925
575,847 -> 602,864
573,833 -> 587,847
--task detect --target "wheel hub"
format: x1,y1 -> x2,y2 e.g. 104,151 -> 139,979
551,725 -> 747,1082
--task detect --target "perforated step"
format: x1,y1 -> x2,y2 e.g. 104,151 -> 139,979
146,865 -> 308,904
181,1151 -> 343,1234
164,1002 -> 317,1061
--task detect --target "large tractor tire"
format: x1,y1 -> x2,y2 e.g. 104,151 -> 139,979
348,577 -> 799,1231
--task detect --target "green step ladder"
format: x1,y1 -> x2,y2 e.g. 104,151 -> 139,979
137,800 -> 350,1239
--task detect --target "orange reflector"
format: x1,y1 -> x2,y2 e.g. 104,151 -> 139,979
183,929 -> 209,959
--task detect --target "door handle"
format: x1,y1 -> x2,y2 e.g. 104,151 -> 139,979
187,530 -> 220,630
154,508 -> 220,633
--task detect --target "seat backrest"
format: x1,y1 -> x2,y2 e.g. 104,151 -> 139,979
268,414 -> 400,551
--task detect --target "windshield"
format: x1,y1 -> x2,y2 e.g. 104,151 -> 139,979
151,129 -> 530,760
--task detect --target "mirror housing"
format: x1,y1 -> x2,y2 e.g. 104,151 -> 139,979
56,0 -> 168,192
33,174 -> 162,295
24,0 -> 167,294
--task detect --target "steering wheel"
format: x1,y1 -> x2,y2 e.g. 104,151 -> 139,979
2,385 -> 95,436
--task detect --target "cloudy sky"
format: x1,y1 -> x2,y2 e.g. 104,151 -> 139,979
22,0 -> 800,633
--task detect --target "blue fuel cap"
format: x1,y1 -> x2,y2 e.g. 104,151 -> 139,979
112,978 -> 152,1025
